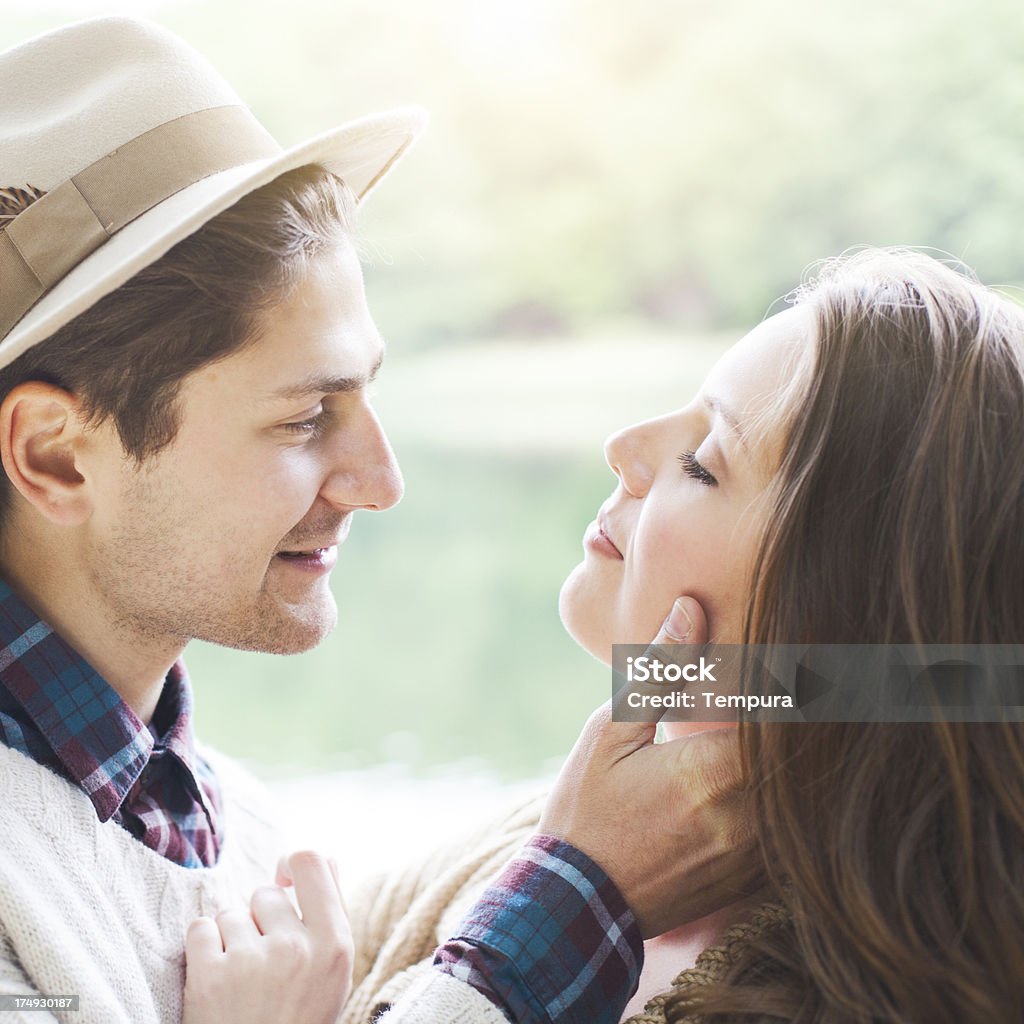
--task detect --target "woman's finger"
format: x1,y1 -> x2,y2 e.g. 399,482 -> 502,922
326,856 -> 351,917
250,884 -> 301,936
184,915 -> 223,961
275,854 -> 293,888
287,850 -> 348,941
215,907 -> 260,949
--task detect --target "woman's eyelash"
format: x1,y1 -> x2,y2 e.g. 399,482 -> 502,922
678,449 -> 717,486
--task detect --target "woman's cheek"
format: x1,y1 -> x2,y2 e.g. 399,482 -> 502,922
627,529 -> 692,642
637,510 -> 698,594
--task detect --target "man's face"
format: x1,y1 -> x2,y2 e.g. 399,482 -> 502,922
81,240 -> 402,654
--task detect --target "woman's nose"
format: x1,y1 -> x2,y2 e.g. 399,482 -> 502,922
604,420 -> 656,498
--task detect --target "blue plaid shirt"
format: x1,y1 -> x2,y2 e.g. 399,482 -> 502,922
435,835 -> 645,1022
0,578 -> 222,867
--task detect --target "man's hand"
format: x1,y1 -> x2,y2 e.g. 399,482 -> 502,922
538,596 -> 761,938
182,851 -> 353,1024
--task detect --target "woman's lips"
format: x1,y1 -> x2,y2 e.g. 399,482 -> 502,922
584,516 -> 624,560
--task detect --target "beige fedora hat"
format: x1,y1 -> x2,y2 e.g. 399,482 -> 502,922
0,15 -> 426,367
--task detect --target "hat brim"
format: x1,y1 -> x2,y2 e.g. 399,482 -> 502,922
2,105 -> 427,366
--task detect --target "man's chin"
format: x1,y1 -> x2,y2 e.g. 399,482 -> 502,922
264,606 -> 339,654
253,627 -> 333,655
195,601 -> 338,655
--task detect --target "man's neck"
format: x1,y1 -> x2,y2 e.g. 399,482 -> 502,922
0,528 -> 183,726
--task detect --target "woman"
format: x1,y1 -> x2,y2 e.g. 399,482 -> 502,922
338,246 -> 1024,1022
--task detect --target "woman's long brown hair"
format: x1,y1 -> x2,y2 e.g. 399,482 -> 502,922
666,249 -> 1024,1022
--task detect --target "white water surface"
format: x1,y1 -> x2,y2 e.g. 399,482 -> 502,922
262,763 -> 554,887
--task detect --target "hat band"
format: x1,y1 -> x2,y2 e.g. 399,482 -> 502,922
0,104 -> 280,340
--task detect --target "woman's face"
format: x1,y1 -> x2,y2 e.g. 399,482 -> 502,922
559,306 -> 808,663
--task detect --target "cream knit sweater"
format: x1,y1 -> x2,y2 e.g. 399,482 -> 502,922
0,740 -> 288,1024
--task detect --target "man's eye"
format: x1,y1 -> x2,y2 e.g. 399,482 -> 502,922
678,449 -> 718,486
283,409 -> 331,439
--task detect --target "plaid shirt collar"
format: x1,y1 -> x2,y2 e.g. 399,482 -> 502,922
0,577 -> 213,824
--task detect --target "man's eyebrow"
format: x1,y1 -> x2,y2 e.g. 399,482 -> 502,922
268,351 -> 384,402
703,394 -> 751,457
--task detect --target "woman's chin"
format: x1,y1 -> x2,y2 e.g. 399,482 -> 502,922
558,568 -> 615,666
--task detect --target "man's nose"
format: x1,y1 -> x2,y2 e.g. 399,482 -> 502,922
321,404 -> 404,512
604,419 -> 657,498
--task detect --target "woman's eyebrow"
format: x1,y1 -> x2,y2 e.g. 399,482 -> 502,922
703,394 -> 751,457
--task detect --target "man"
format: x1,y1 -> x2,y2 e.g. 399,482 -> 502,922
0,16 -> 750,1024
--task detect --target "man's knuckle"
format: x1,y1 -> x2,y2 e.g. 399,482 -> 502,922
689,737 -> 740,803
586,701 -> 613,731
701,758 -> 732,804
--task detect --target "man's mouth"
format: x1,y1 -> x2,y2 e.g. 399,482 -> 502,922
277,516 -> 351,560
275,516 -> 350,569
277,547 -> 332,559
274,544 -> 340,574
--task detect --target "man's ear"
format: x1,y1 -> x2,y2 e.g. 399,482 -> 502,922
0,381 -> 93,525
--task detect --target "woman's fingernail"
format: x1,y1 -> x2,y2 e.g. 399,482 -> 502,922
665,598 -> 694,641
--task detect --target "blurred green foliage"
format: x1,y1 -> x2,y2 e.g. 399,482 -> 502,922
3,0 -> 1023,775
5,0 -> 1024,345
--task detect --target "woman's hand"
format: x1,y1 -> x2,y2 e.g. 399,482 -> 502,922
182,850 -> 354,1024
539,596 -> 762,938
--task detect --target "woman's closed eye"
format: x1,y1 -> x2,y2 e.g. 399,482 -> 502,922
678,449 -> 718,487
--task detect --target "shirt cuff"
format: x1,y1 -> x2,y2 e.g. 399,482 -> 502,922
432,834 -> 644,1024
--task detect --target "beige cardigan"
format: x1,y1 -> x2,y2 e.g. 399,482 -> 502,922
342,792 -> 788,1024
